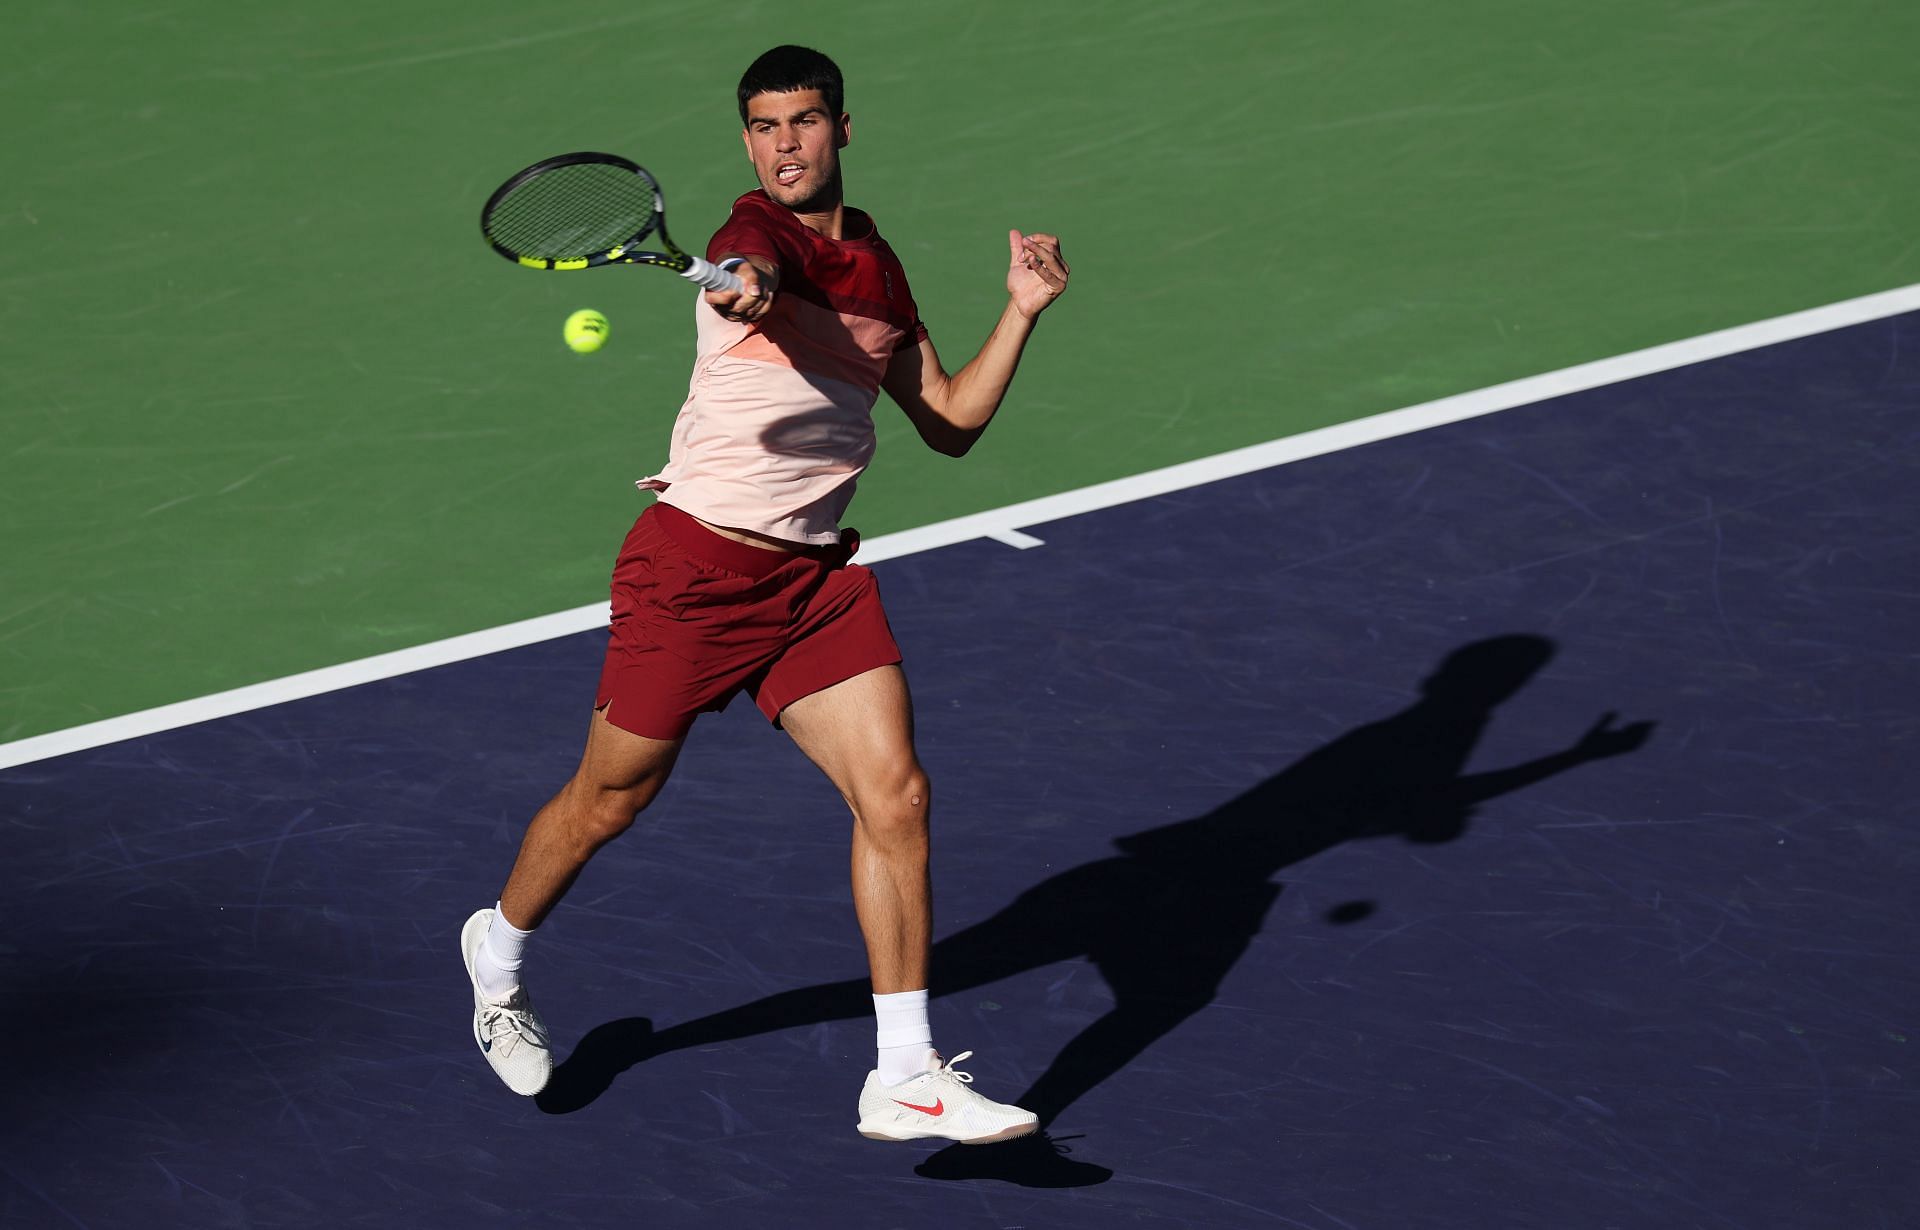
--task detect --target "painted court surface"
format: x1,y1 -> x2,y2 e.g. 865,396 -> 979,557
7,4 -> 1919,1223
6,309 -> 1916,1227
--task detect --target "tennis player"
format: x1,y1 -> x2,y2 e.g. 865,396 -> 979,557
460,45 -> 1068,1146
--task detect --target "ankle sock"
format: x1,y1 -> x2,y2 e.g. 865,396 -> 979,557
475,903 -> 533,1000
873,988 -> 934,1083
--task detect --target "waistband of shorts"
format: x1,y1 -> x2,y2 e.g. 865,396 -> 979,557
647,499 -> 838,579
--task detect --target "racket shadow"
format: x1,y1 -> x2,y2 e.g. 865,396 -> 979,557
539,634 -> 1655,1181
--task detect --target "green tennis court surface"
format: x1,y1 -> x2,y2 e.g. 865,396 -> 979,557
4,0 -> 1916,743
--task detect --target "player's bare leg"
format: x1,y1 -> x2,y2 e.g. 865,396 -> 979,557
782,665 -> 1037,1144
463,706 -> 684,1096
781,665 -> 931,992
498,706 -> 685,930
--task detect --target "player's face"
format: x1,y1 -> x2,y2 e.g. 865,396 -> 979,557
741,88 -> 850,212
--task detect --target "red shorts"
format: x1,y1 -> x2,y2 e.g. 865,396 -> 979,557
594,501 -> 902,739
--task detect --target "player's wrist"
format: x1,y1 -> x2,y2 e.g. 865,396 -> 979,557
722,254 -> 779,295
1006,296 -> 1045,325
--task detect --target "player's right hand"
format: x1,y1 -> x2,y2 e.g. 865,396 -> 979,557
705,256 -> 777,324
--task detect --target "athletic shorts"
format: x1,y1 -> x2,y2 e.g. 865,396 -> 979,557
593,500 -> 902,740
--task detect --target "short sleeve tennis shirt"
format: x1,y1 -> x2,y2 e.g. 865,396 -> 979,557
640,191 -> 930,545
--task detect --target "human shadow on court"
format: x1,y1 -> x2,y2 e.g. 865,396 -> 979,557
538,634 -> 1654,1186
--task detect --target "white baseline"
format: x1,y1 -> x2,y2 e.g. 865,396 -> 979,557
4,282 -> 1916,771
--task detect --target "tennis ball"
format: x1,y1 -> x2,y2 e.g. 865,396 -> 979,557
563,309 -> 609,354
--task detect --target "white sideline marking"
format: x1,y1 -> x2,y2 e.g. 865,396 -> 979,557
3,281 -> 1916,771
0,606 -> 612,772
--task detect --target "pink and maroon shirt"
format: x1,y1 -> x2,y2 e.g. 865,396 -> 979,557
640,190 -> 930,545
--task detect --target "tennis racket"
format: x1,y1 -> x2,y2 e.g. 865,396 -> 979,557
479,152 -> 744,293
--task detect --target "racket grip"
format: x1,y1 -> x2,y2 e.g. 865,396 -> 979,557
680,257 -> 745,294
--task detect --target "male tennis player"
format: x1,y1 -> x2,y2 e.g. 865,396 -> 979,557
460,45 -> 1068,1146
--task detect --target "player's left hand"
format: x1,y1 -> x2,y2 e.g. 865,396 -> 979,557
1007,230 -> 1068,320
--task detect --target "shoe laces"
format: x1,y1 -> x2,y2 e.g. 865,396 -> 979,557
479,996 -> 549,1056
933,1050 -> 976,1086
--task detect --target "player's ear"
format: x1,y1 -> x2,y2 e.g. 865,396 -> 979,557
836,112 -> 851,149
741,126 -> 753,158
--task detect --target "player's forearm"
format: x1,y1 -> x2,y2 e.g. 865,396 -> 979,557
939,301 -> 1040,433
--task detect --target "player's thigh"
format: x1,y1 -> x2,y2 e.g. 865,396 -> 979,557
574,703 -> 686,803
779,664 -> 923,807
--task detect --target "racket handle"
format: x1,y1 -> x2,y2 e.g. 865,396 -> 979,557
680,257 -> 745,294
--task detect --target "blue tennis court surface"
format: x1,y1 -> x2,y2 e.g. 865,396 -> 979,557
6,313 -> 1916,1227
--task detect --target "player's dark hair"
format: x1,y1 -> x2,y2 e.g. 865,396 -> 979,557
737,45 -> 844,123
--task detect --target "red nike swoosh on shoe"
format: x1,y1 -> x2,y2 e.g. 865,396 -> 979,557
894,1097 -> 944,1115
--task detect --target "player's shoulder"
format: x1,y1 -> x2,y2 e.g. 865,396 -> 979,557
727,189 -> 787,220
843,208 -> 904,259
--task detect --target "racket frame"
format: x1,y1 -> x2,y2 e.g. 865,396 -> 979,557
480,151 -> 742,291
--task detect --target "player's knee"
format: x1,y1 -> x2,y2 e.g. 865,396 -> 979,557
567,779 -> 656,848
586,797 -> 643,847
855,766 -> 931,844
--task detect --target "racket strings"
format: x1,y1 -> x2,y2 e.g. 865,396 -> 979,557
484,162 -> 659,260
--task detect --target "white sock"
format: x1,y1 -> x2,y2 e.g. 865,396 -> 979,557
475,903 -> 533,1000
873,988 -> 935,1084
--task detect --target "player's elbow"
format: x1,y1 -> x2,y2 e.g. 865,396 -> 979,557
901,394 -> 978,457
925,421 -> 983,457
932,432 -> 975,458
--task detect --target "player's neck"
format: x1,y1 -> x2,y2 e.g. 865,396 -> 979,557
776,167 -> 849,239
790,198 -> 847,240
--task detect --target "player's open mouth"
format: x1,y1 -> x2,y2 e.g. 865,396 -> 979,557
775,163 -> 804,186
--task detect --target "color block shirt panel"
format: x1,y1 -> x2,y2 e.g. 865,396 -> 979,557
639,192 -> 930,546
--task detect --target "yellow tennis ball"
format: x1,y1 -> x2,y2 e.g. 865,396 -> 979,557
563,309 -> 609,354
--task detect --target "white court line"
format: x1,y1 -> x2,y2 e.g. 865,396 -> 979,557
3,281 -> 1916,771
985,528 -> 1048,550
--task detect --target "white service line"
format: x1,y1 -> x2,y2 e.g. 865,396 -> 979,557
985,528 -> 1048,550
3,281 -> 1915,771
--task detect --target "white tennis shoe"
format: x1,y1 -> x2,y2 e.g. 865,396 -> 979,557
460,908 -> 552,1096
857,1050 -> 1038,1145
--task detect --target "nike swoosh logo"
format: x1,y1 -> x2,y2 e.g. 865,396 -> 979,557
481,1036 -> 493,1053
894,1097 -> 944,1116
